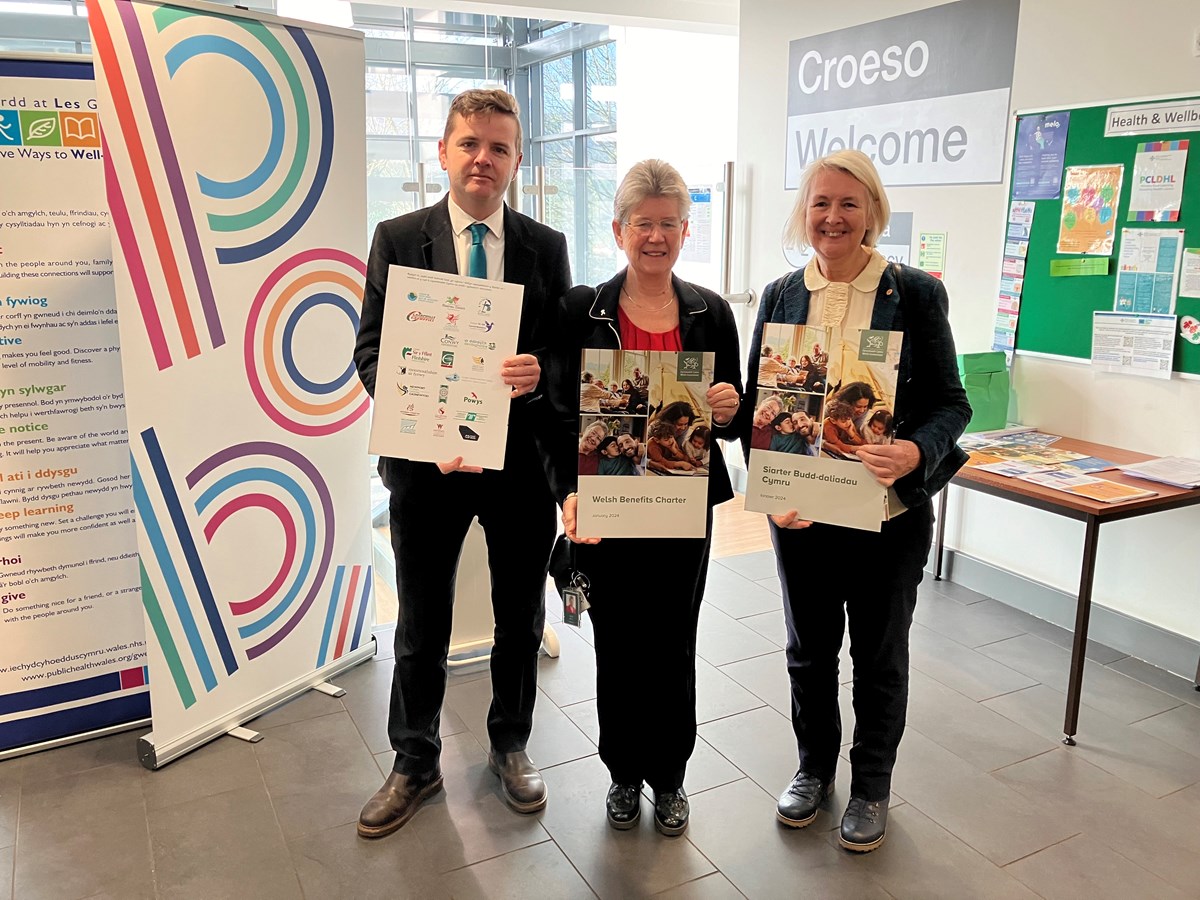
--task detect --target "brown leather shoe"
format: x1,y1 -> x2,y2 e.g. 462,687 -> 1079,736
487,749 -> 547,813
357,769 -> 443,838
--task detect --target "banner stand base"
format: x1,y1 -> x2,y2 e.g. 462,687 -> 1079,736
0,717 -> 153,763
312,681 -> 347,698
226,726 -> 264,743
138,636 -> 377,770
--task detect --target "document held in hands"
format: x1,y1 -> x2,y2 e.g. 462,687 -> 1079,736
368,265 -> 523,470
575,348 -> 715,539
743,323 -> 903,532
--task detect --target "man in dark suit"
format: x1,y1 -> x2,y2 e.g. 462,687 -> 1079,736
353,89 -> 572,839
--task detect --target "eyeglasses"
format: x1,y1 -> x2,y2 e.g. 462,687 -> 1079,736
624,218 -> 683,235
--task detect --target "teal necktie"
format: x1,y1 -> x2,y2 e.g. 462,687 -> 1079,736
468,223 -> 488,279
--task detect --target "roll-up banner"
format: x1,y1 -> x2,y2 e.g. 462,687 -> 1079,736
0,55 -> 150,758
86,0 -> 375,767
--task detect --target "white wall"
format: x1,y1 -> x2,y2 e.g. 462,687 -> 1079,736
735,0 -> 1200,646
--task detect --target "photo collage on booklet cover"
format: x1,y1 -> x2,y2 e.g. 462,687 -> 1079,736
750,323 -> 903,462
578,349 -> 715,478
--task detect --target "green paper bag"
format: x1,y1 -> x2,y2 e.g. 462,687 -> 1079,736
956,352 -> 1009,433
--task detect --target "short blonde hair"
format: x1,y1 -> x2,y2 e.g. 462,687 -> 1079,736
783,149 -> 891,251
613,159 -> 691,225
444,89 -> 523,153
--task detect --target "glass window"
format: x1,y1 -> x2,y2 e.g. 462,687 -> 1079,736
584,43 -> 616,130
415,68 -> 493,137
541,137 -> 576,269
365,65 -> 411,136
540,54 -> 574,136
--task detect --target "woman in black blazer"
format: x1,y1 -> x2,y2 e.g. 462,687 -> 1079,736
541,159 -> 743,837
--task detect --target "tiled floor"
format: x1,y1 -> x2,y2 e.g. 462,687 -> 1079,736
3,551 -> 1200,899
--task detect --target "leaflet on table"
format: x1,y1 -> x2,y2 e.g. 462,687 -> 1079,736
368,265 -> 522,469
576,349 -> 715,538
743,323 -> 902,532
1017,470 -> 1157,503
1118,456 -> 1200,488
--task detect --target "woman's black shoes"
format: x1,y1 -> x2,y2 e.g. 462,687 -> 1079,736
606,783 -> 642,830
653,787 -> 689,836
776,771 -> 833,828
839,796 -> 887,851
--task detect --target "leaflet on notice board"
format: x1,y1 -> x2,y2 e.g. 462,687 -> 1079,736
575,349 -> 714,538
369,266 -> 522,469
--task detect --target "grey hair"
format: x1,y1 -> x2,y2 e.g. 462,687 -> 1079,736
613,159 -> 692,225
783,149 -> 891,251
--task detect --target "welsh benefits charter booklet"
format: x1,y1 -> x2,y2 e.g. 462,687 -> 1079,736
743,323 -> 903,531
575,348 -> 715,538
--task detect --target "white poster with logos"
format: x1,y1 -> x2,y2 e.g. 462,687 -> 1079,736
0,56 -> 148,756
784,0 -> 1019,188
89,0 -> 373,766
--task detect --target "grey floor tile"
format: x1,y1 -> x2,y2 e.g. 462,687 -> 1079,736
702,565 -> 782,620
407,731 -> 551,874
254,710 -> 388,840
846,803 -> 1040,899
717,651 -> 803,721
17,729 -> 145,785
905,669 -> 1057,772
445,676 -> 595,770
654,872 -> 745,899
537,754 -> 715,898
912,591 -> 1028,648
1017,614 -> 1128,665
0,770 -> 16,849
247,687 -> 346,731
1132,703 -> 1200,759
696,606 -> 779,667
695,657 -> 767,724
561,699 -> 600,745
682,737 -> 744,796
888,729 -> 1078,865
337,657 -> 397,754
984,684 -> 1200,797
738,609 -> 785,648
687,778 -> 891,899
979,634 -> 1182,724
909,622 -> 1037,702
1005,833 -> 1188,899
927,577 -> 991,605
1106,656 -> 1200,708
753,575 -> 782,597
537,625 -> 598,708
712,550 -> 778,582
141,734 -> 262,811
994,749 -> 1200,894
0,845 -> 10,900
441,840 -> 595,899
289,821 -> 448,899
15,763 -> 153,900
149,781 -> 300,900
698,707 -> 796,795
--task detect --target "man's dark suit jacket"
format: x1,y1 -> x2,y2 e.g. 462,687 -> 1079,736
354,195 -> 572,492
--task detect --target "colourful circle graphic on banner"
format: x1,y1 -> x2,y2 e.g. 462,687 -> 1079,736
158,10 -> 333,264
187,441 -> 335,660
245,248 -> 369,436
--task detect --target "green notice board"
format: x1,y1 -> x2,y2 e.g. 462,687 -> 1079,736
1011,98 -> 1200,376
